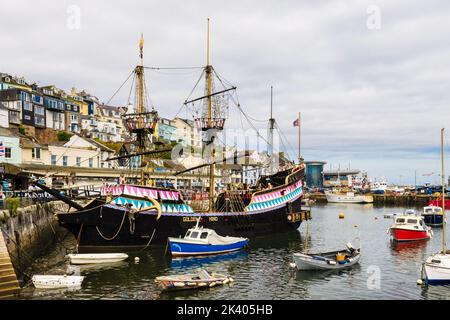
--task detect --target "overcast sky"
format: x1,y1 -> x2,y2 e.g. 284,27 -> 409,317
1,0 -> 450,184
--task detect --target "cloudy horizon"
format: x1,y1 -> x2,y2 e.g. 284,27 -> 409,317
1,0 -> 450,185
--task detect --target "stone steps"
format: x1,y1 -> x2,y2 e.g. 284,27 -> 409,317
0,232 -> 19,300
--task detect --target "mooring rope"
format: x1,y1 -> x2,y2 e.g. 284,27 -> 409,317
95,210 -> 127,241
138,227 -> 157,252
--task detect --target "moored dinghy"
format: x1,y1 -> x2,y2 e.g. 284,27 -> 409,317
155,269 -> 233,291
293,242 -> 361,270
67,253 -> 129,265
32,275 -> 84,289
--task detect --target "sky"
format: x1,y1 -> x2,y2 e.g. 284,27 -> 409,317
1,0 -> 450,185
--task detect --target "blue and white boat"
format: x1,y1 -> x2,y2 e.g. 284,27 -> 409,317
422,206 -> 444,226
168,221 -> 249,257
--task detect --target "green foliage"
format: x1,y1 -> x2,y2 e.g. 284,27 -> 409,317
57,131 -> 73,142
18,126 -> 26,135
5,197 -> 20,217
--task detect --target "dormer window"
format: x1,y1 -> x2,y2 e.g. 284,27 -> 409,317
4,77 -> 10,83
18,78 -> 25,85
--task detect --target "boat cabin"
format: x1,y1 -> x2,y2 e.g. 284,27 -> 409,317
423,206 -> 443,215
184,227 -> 213,242
394,216 -> 426,229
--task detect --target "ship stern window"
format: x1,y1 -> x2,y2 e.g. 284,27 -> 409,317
200,232 -> 208,239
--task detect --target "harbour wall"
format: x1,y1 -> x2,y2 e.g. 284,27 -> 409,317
308,193 -> 434,207
0,201 -> 70,284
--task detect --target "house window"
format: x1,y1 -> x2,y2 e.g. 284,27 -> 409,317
23,101 -> 33,111
63,156 -> 68,166
51,155 -> 56,165
34,105 -> 45,115
89,158 -> 93,168
76,157 -> 81,166
32,148 -> 41,159
5,147 -> 12,159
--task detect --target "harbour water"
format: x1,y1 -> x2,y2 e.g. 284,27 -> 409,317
19,203 -> 450,300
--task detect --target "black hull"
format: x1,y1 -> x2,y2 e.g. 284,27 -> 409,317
58,197 -> 309,251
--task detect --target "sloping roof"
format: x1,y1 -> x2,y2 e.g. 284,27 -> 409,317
20,138 -> 46,149
86,138 -> 115,152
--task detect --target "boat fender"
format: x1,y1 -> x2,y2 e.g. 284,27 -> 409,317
338,260 -> 347,265
289,262 -> 297,268
228,277 -> 234,282
134,257 -> 140,263
339,213 -> 345,219
222,278 -> 230,284
198,282 -> 207,287
327,260 -> 337,265
174,282 -> 185,287
209,282 -> 217,288
348,258 -> 354,262
417,279 -> 424,285
187,282 -> 197,286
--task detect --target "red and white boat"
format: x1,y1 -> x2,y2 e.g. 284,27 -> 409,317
389,214 -> 432,242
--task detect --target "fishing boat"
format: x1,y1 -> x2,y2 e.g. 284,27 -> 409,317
155,269 -> 233,291
325,190 -> 373,204
421,206 -> 444,226
293,242 -> 361,270
168,219 -> 249,257
67,253 -> 129,265
33,21 -> 309,250
32,275 -> 84,289
389,214 -> 432,242
421,128 -> 450,285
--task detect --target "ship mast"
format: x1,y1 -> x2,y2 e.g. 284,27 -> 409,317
206,18 -> 215,212
123,34 -> 159,185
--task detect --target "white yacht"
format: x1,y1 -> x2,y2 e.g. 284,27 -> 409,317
325,190 -> 373,204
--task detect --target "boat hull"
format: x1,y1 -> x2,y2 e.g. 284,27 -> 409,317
68,253 -> 129,264
293,251 -> 361,270
169,238 -> 249,257
32,275 -> 84,289
423,254 -> 450,285
325,194 -> 373,203
422,214 -> 443,226
391,228 -> 430,242
57,197 -> 306,249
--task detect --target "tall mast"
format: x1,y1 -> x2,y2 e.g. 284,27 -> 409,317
298,111 -> 302,164
206,18 -> 215,212
441,128 -> 446,254
268,86 -> 275,174
137,33 -> 144,129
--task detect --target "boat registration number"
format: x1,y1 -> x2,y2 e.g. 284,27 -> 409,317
182,216 -> 219,222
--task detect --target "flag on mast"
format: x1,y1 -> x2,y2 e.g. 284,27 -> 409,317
293,117 -> 300,127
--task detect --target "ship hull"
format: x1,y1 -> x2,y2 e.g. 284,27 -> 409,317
57,197 -> 307,250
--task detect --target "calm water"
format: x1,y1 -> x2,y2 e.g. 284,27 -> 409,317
19,204 -> 450,300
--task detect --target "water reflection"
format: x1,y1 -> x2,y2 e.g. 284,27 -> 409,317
170,250 -> 249,270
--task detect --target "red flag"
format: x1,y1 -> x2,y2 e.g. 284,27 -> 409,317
293,118 -> 299,127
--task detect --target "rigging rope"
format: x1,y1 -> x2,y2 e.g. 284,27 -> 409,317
105,70 -> 135,106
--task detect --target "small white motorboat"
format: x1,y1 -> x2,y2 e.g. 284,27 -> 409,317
383,213 -> 398,219
32,275 -> 84,289
421,252 -> 450,284
68,253 -> 129,265
293,242 -> 361,270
